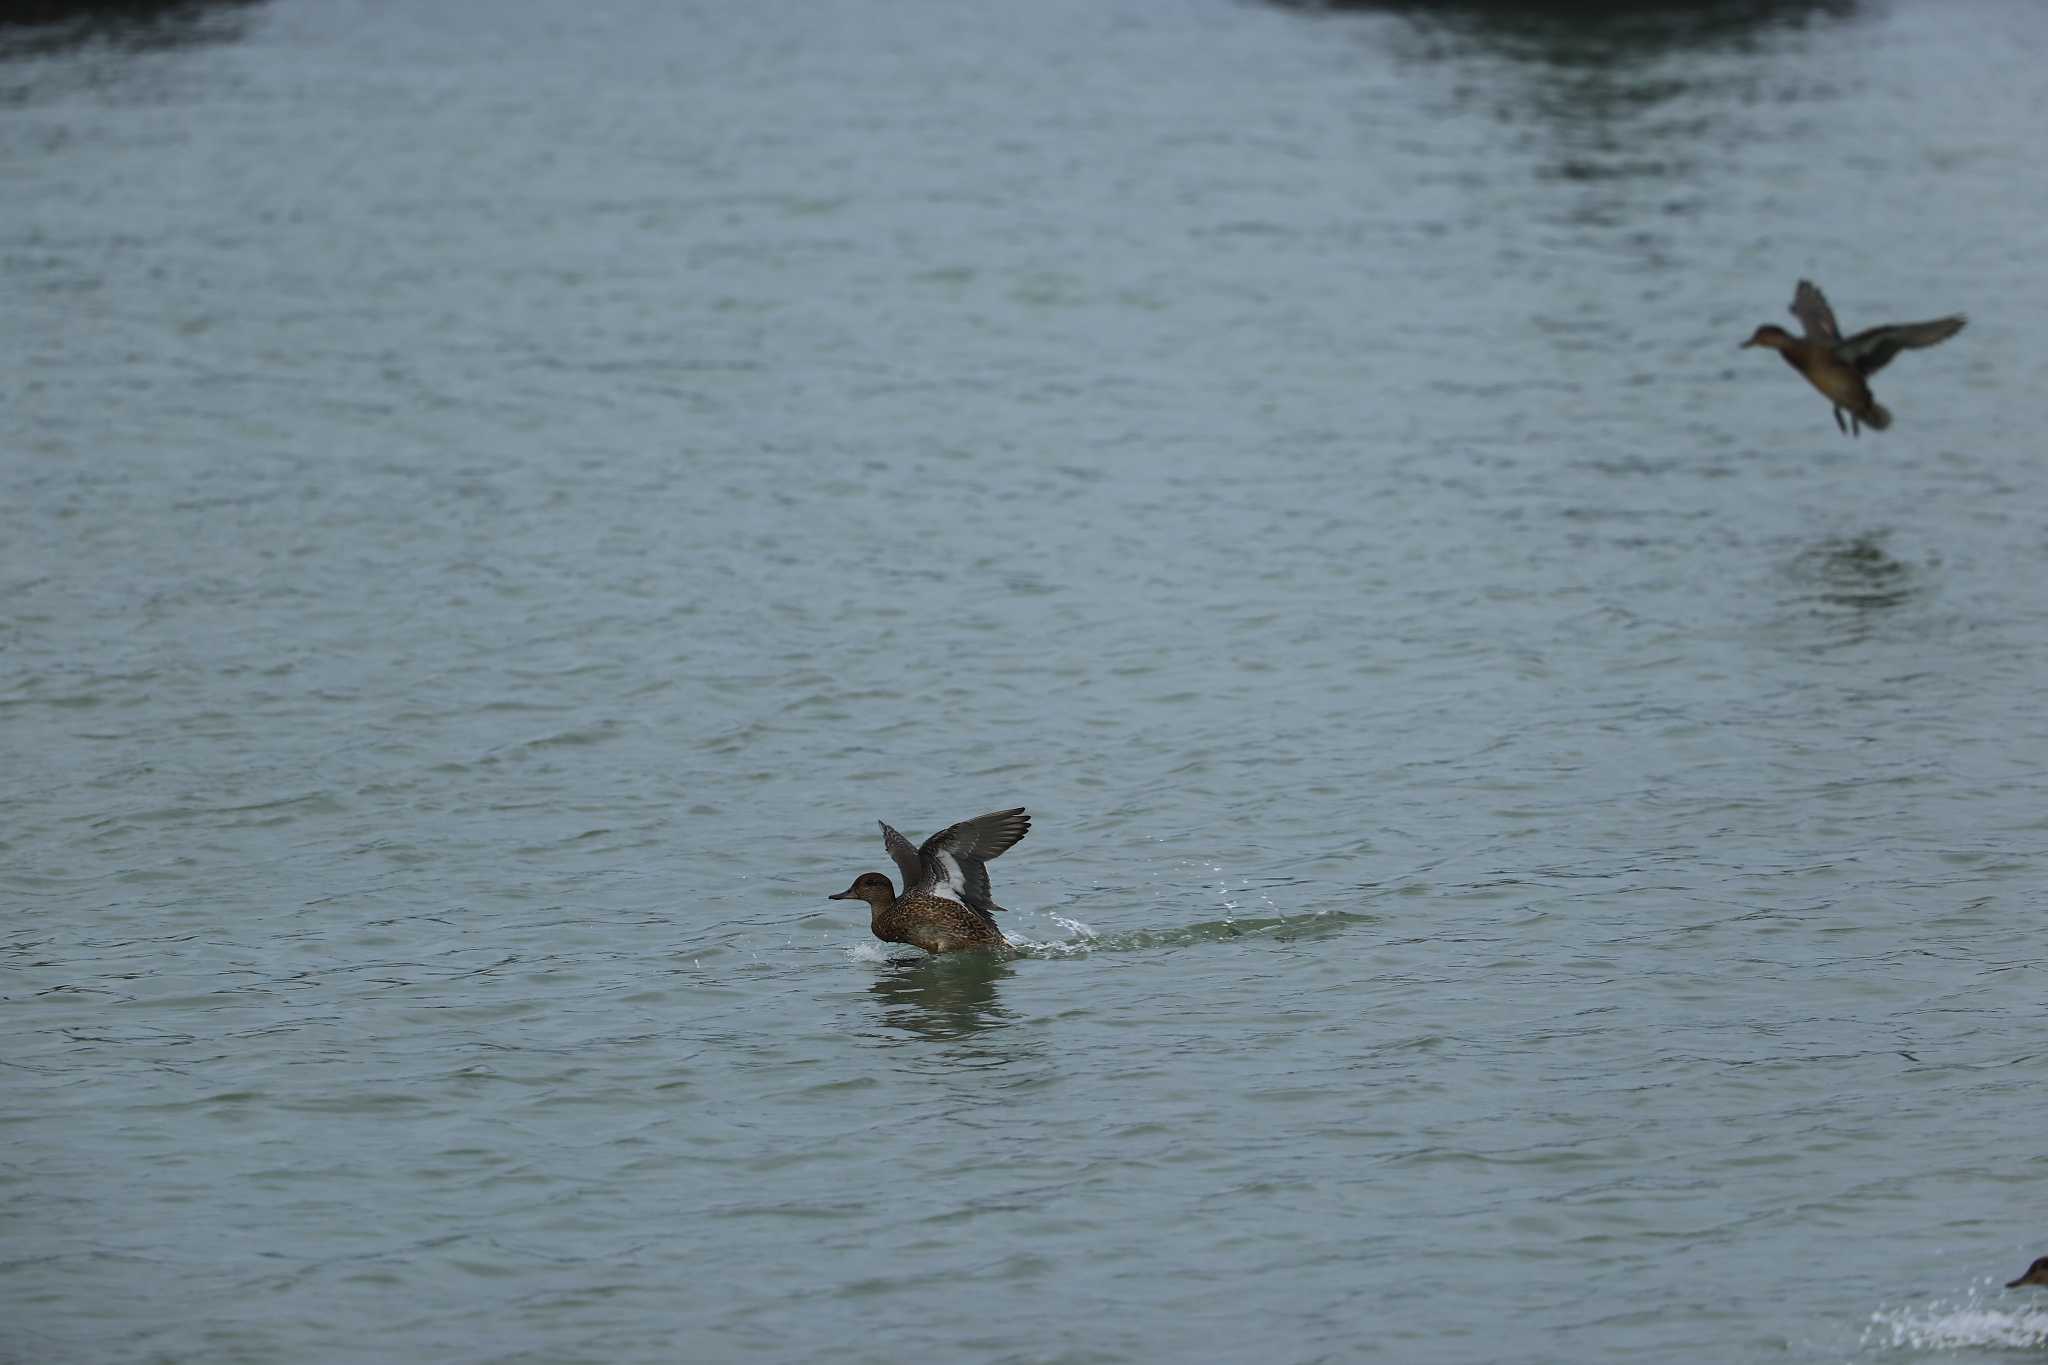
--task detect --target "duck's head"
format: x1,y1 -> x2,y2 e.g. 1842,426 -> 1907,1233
829,872 -> 896,908
2007,1256 -> 2048,1289
1741,324 -> 1794,350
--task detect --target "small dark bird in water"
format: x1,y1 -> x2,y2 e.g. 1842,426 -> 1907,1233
2007,1256 -> 2048,1289
830,807 -> 1031,955
1741,279 -> 1965,436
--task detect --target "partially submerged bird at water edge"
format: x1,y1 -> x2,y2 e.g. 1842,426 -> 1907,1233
1740,279 -> 1965,436
830,807 -> 1031,955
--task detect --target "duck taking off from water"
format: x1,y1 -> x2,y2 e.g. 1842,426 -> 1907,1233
830,807 -> 1031,954
1740,280 -> 1965,436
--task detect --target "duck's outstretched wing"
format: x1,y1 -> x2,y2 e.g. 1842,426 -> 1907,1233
879,821 -> 926,892
916,807 -> 1031,917
1839,315 -> 1966,376
1790,280 -> 1841,343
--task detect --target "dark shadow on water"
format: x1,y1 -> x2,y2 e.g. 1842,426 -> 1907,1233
0,0 -> 265,59
1766,529 -> 1937,652
1262,0 -> 1861,45
1262,0 -> 1866,236
868,953 -> 1017,1040
1266,0 -> 1868,118
1789,531 -> 1918,612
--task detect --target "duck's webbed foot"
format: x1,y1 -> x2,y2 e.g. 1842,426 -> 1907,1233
1832,406 -> 1848,435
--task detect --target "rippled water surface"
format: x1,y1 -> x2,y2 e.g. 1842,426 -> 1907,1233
7,1 -> 2048,1361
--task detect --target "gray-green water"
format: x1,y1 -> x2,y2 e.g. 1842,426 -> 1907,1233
7,1 -> 2048,1361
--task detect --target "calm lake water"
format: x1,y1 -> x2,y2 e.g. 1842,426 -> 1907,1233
6,1 -> 2048,1361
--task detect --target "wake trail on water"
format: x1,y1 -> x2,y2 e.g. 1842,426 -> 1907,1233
843,907 -> 1375,961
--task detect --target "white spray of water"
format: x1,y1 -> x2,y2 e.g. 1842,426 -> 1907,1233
1208,862 -> 1240,916
1048,912 -> 1098,940
1863,1284 -> 2048,1351
1000,912 -> 1099,957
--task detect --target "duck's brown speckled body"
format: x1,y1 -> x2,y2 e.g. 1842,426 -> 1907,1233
830,808 -> 1031,955
1742,280 -> 1964,436
835,880 -> 1012,954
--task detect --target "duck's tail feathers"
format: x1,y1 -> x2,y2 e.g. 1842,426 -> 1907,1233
1864,402 -> 1892,431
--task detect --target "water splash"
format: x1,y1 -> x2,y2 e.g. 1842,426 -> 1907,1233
1863,1285 -> 2048,1351
1208,861 -> 1241,916
1199,862 -> 1280,921
1001,912 -> 1101,957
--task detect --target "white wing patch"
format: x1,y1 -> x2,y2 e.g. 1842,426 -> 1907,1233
926,849 -> 968,903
